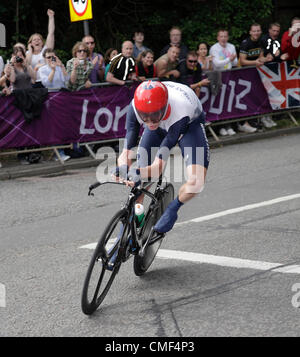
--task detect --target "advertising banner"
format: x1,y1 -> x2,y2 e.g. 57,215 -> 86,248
0,63 -> 299,149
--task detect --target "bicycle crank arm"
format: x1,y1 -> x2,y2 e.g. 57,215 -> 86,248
138,228 -> 164,258
149,232 -> 165,246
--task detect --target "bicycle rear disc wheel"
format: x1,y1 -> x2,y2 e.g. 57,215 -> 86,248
81,209 -> 127,315
133,183 -> 175,276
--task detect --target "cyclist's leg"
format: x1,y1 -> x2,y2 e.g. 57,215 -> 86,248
154,120 -> 209,233
111,128 -> 166,266
135,127 -> 166,203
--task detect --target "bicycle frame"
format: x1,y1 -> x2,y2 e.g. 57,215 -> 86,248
88,178 -> 164,263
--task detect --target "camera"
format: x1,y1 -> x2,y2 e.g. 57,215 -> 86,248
15,56 -> 23,63
51,56 -> 56,62
79,59 -> 85,65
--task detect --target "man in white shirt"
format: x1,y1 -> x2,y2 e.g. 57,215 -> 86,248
209,29 -> 242,136
209,29 -> 238,70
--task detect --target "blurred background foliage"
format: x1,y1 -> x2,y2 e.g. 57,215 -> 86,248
0,0 -> 298,64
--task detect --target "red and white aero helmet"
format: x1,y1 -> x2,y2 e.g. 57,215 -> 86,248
134,80 -> 168,123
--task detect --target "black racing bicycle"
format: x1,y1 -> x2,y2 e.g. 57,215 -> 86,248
81,176 -> 174,315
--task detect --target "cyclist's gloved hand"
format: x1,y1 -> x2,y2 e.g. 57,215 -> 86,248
111,165 -> 129,180
127,168 -> 141,187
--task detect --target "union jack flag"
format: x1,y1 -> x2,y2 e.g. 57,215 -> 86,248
257,61 -> 300,109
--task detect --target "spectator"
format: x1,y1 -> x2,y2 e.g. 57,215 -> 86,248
239,23 -> 270,130
3,46 -> 46,164
82,35 -> 105,83
2,46 -> 36,96
104,48 -> 118,80
135,49 -> 157,81
0,44 -> 27,88
38,48 -> 70,161
259,22 -> 290,128
239,23 -> 266,67
154,45 -> 180,80
209,29 -> 238,71
132,29 -> 149,59
26,9 -> 55,88
209,29 -> 241,136
38,49 -> 69,90
160,26 -> 189,60
281,17 -> 300,62
177,50 -> 210,98
106,41 -> 137,85
14,42 -> 27,53
66,42 -> 98,91
37,48 -> 70,162
197,42 -> 213,71
260,22 -> 289,63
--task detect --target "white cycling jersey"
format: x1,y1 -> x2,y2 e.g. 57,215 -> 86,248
132,81 -> 203,131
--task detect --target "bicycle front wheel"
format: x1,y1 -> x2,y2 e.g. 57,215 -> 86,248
81,209 -> 128,315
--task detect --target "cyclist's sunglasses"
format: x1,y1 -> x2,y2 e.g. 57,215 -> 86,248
137,107 -> 166,124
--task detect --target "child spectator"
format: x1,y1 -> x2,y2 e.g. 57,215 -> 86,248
132,29 -> 149,59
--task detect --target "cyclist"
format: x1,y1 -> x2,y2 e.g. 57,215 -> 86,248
113,80 -> 210,234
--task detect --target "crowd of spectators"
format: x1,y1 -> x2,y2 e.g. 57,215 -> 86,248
0,9 -> 299,166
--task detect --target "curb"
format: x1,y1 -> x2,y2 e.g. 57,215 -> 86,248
208,125 -> 300,148
1,125 -> 300,181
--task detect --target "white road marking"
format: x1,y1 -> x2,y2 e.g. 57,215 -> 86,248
175,192 -> 300,226
79,245 -> 300,275
156,250 -> 300,274
79,193 -> 300,275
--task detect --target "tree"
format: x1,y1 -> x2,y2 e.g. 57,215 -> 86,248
0,0 -> 275,62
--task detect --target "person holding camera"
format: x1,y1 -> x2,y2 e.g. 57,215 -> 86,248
2,46 -> 36,96
66,42 -> 99,91
38,49 -> 69,90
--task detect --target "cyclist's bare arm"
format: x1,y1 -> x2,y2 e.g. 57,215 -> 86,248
117,148 -> 133,168
139,156 -> 164,180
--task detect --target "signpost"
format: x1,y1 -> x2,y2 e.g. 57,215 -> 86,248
69,0 -> 93,36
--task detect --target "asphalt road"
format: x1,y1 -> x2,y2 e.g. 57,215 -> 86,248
0,133 -> 300,337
